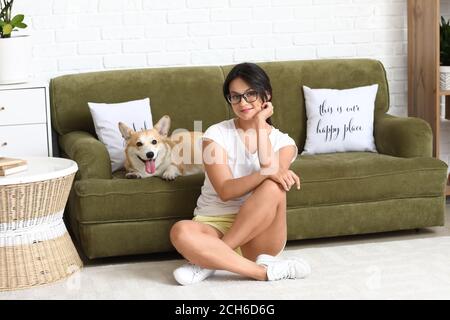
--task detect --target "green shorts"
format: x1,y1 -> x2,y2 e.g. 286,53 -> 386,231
193,213 -> 243,256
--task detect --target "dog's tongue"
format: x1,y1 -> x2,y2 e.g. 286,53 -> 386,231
145,160 -> 156,174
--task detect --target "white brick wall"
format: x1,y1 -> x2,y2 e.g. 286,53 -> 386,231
15,0 -> 407,118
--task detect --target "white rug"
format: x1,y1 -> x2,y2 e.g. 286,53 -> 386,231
2,236 -> 450,300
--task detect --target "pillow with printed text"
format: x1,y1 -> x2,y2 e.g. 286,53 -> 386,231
302,84 -> 379,155
88,98 -> 153,172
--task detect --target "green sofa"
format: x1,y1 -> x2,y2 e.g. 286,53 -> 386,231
50,59 -> 448,259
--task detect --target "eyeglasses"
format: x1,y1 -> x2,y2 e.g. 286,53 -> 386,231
226,90 -> 259,104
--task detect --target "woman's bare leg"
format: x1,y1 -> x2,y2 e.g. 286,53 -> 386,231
221,179 -> 285,251
170,220 -> 267,280
170,180 -> 286,281
240,192 -> 287,261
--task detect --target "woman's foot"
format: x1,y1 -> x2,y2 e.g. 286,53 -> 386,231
173,263 -> 215,286
256,254 -> 311,281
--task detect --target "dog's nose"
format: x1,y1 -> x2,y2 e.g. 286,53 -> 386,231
146,151 -> 154,159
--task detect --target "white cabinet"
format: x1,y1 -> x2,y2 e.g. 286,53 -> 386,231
0,82 -> 52,157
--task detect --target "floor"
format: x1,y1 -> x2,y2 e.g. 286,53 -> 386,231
1,202 -> 450,300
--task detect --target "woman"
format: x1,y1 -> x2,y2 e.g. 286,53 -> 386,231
170,62 -> 311,285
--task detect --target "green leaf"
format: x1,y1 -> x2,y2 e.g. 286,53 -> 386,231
10,14 -> 24,25
15,22 -> 26,29
2,23 -> 12,35
0,20 -> 5,27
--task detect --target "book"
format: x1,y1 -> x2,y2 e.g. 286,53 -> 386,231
0,164 -> 27,176
0,157 -> 27,169
0,162 -> 26,170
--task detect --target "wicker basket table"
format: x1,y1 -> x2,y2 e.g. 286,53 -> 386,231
0,157 -> 82,291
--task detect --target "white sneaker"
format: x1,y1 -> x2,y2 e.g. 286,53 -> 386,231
173,263 -> 215,286
256,254 -> 311,281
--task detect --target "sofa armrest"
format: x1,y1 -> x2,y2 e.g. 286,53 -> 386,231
374,113 -> 433,158
59,131 -> 112,180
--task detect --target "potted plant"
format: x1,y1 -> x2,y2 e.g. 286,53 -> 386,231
440,16 -> 450,91
0,0 -> 30,84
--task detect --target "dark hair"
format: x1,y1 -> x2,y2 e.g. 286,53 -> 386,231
223,62 -> 273,126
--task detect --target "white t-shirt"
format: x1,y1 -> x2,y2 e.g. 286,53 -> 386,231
193,119 -> 298,217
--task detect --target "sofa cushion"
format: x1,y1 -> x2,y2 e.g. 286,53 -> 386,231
73,152 -> 447,224
50,66 -> 229,136
288,152 -> 447,208
73,172 -> 204,224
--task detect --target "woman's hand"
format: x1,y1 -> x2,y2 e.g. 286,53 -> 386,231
268,168 -> 301,192
255,102 -> 274,124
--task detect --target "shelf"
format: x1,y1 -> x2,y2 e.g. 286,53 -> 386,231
408,0 -> 441,156
409,0 -> 450,196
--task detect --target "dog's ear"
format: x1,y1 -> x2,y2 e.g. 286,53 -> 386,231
118,122 -> 134,140
154,115 -> 171,137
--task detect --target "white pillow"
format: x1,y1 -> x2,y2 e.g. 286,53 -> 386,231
302,84 -> 378,155
88,98 -> 153,172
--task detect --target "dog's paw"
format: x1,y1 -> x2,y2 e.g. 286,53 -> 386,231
162,172 -> 177,181
162,166 -> 180,181
126,172 -> 142,179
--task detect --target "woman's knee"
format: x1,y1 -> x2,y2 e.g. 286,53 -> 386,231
170,220 -> 193,245
258,179 -> 286,198
170,220 -> 220,246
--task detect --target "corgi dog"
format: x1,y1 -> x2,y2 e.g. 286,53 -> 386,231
118,115 -> 204,180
